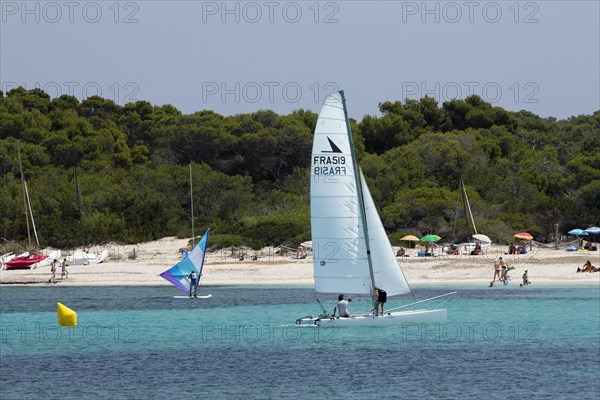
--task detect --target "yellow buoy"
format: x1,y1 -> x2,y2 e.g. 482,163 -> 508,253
57,302 -> 77,326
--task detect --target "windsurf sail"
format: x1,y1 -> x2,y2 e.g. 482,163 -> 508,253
160,229 -> 209,292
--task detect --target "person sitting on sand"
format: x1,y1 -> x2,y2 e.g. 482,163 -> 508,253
297,247 -> 307,259
396,247 -> 405,257
333,293 -> 352,318
424,243 -> 432,256
471,241 -> 482,255
447,245 -> 459,256
508,242 -> 516,255
577,260 -> 599,273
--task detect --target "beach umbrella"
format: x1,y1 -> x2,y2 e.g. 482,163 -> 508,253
568,228 -> 588,236
400,235 -> 420,248
472,234 -> 492,244
514,232 -> 533,240
400,235 -> 420,241
585,227 -> 600,244
300,241 -> 312,249
420,234 -> 441,242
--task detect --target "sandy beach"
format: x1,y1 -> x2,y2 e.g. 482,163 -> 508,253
1,237 -> 599,287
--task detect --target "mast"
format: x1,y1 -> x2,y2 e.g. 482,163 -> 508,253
24,181 -> 40,246
17,140 -> 32,248
460,176 -> 477,235
189,163 -> 195,247
341,91 -> 377,307
75,165 -> 85,246
457,152 -> 477,236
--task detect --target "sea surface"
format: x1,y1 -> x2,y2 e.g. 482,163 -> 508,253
1,284 -> 599,399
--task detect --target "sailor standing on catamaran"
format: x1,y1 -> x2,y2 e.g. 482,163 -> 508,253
374,287 -> 387,316
188,271 -> 198,297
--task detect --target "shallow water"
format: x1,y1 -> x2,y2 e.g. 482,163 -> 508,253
1,284 -> 599,399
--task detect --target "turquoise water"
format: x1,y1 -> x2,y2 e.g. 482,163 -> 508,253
1,285 -> 599,399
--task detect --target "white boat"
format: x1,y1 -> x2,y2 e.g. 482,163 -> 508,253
1,252 -> 16,267
66,250 -> 109,265
296,91 -> 454,327
31,249 -> 61,269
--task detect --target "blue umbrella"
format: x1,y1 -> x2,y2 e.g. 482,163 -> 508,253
584,227 -> 600,248
568,228 -> 588,235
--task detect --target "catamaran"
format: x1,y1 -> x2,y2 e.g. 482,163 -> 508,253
296,91 -> 454,327
160,229 -> 212,299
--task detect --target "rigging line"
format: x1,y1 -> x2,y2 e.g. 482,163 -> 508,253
190,163 -> 195,248
463,178 -> 477,234
384,292 -> 457,313
17,140 -> 32,248
24,181 -> 39,246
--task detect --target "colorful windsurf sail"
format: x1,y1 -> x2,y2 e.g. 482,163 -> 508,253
160,229 -> 209,292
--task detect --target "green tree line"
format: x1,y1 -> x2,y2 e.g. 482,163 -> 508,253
1,88 -> 598,249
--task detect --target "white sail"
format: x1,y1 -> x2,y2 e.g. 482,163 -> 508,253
360,170 -> 411,295
311,92 -> 372,294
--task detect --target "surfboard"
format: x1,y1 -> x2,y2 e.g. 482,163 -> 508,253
173,294 -> 213,299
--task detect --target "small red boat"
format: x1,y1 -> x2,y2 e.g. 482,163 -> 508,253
5,254 -> 48,270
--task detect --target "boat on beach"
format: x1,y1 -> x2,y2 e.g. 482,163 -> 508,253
296,91 -> 453,327
65,250 -> 109,265
5,253 -> 47,270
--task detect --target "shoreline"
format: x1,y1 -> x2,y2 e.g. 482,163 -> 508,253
2,238 -> 599,288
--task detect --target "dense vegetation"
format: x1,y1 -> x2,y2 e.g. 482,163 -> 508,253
1,88 -> 598,249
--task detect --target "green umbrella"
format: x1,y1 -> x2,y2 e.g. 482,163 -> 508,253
420,234 -> 441,242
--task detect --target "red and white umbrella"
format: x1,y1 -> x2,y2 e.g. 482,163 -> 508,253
514,232 -> 533,240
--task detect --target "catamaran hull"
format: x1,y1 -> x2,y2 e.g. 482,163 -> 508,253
296,309 -> 447,327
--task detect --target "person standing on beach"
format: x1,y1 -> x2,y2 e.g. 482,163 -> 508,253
188,270 -> 198,297
333,294 -> 351,318
521,270 -> 530,287
492,259 -> 502,282
49,259 -> 57,283
60,258 -> 69,279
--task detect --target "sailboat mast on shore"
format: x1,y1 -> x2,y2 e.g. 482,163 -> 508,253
17,140 -> 39,248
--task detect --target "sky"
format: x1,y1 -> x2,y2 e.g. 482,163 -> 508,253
1,0 -> 599,120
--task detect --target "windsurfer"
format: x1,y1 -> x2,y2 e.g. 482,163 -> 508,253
188,270 -> 198,297
332,294 -> 352,318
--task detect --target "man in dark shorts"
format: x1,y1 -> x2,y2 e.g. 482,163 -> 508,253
374,287 -> 387,316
